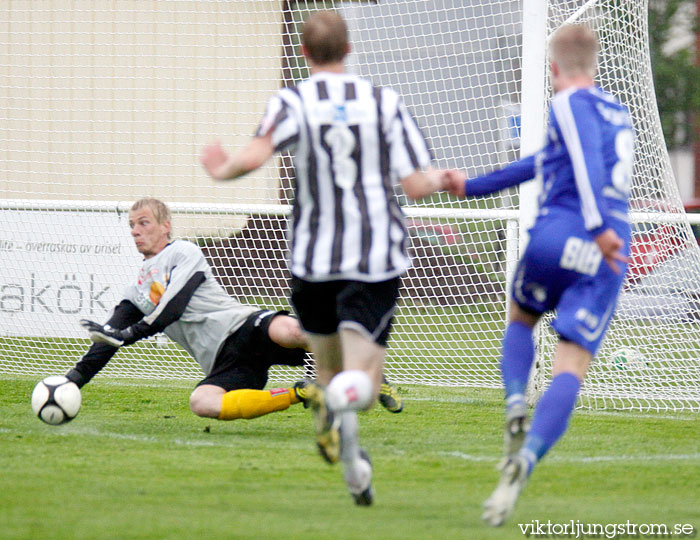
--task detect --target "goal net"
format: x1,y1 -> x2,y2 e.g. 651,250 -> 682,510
1,0 -> 698,411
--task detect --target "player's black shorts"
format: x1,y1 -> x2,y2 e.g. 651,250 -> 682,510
290,276 -> 400,347
196,310 -> 307,391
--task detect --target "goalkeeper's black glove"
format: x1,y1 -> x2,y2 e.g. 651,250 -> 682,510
80,319 -> 134,348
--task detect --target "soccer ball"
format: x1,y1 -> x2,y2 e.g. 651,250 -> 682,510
611,348 -> 648,371
31,376 -> 82,425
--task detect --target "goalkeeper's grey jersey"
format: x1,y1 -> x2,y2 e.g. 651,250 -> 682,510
123,240 -> 257,375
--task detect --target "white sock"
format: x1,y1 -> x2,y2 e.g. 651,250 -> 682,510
339,411 -> 360,464
344,457 -> 371,494
342,422 -> 372,496
326,370 -> 373,412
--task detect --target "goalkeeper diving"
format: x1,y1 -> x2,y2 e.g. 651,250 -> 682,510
65,198 -> 403,420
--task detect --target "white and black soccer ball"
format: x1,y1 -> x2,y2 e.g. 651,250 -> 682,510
31,376 -> 82,425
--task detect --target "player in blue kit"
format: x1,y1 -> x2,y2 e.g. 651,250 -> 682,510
446,24 -> 634,525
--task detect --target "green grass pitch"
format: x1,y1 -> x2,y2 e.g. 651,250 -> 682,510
1,377 -> 698,540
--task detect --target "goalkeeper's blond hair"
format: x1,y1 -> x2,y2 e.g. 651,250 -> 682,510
131,198 -> 172,239
549,24 -> 599,78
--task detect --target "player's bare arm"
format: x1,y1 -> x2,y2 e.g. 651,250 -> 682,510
200,133 -> 275,181
400,168 -> 462,201
444,169 -> 467,197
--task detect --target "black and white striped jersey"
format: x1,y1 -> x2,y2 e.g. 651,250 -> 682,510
257,71 -> 433,282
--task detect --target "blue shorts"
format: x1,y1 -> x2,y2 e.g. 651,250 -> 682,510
511,217 -> 629,355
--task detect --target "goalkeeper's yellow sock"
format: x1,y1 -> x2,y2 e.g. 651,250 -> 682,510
218,388 -> 300,420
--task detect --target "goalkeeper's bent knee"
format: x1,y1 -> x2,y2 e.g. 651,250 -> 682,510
218,388 -> 298,420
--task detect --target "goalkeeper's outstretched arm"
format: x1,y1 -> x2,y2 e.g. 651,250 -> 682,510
68,269 -> 205,387
66,300 -> 144,387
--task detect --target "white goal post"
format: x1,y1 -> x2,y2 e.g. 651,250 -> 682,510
1,1 -> 699,411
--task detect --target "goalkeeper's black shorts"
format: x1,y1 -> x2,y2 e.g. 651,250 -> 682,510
196,310 -> 307,391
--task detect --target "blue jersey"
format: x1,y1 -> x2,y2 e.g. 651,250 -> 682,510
468,85 -> 633,239
466,86 -> 634,354
538,86 -> 633,237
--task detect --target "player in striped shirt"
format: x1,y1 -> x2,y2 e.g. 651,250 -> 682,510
446,24 -> 633,525
200,11 -> 455,505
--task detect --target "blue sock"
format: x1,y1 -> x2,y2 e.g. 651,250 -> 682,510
500,321 -> 535,401
521,372 -> 581,469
